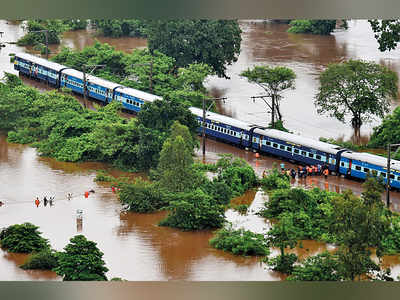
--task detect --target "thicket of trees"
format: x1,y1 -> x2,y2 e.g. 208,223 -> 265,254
287,20 -> 338,35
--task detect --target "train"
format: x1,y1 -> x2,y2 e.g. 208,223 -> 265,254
13,52 -> 400,189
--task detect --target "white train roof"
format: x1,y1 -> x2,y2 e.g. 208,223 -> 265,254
254,127 -> 343,154
342,151 -> 400,171
15,52 -> 67,72
115,86 -> 162,102
61,68 -> 121,90
189,107 -> 254,131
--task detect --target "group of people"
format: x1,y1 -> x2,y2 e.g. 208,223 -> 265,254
262,162 -> 330,180
34,196 -> 55,207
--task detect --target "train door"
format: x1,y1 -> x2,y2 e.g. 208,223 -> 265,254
259,135 -> 263,150
348,159 -> 352,176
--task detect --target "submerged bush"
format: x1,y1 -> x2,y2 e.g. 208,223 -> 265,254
94,170 -> 114,182
20,249 -> 59,270
0,223 -> 50,253
266,253 -> 298,274
260,168 -> 290,191
209,227 -> 269,256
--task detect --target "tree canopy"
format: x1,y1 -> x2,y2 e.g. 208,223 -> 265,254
369,20 -> 400,51
146,20 -> 241,78
287,20 -> 337,35
54,235 -> 108,281
241,66 -> 296,125
315,59 -> 398,144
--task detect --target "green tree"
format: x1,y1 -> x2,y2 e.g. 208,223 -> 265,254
93,19 -> 147,37
315,60 -> 398,144
146,20 -> 241,78
54,235 -> 108,281
287,20 -> 337,35
369,106 -> 400,149
0,223 -> 50,253
240,66 -> 296,124
267,213 -> 299,274
159,189 -> 225,230
329,190 -> 389,280
287,252 -> 343,281
157,134 -> 195,193
20,249 -> 59,270
17,20 -> 69,46
369,20 -> 400,51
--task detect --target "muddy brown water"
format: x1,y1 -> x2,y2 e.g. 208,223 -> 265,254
2,19 -> 400,280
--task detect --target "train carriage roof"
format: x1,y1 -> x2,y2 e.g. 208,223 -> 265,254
189,107 -> 254,131
254,127 -> 343,154
342,151 -> 400,171
115,86 -> 162,103
15,52 -> 67,72
61,69 -> 121,90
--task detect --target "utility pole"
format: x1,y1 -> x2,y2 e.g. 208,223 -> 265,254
202,97 -> 227,156
386,143 -> 400,208
82,64 -> 105,108
251,95 -> 275,128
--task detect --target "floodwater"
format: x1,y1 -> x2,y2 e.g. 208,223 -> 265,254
2,19 -> 400,280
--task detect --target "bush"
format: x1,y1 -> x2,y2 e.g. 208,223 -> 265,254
231,204 -> 249,214
266,253 -> 298,274
94,170 -> 114,182
209,227 -> 270,256
288,20 -> 337,35
0,223 -> 50,253
159,189 -> 225,231
20,249 -> 59,270
118,178 -> 169,213
286,252 -> 342,281
260,168 -> 290,191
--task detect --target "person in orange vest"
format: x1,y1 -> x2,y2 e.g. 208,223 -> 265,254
35,197 -> 40,207
312,165 -> 318,176
84,191 -> 89,198
323,168 -> 329,179
112,186 -> 116,193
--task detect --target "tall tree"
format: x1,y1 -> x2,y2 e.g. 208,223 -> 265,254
287,20 -> 337,35
315,60 -> 398,144
241,66 -> 296,125
146,20 -> 241,78
54,235 -> 108,281
369,20 -> 400,51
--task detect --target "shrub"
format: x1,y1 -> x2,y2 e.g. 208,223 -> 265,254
94,170 -> 114,182
209,227 -> 270,256
260,168 -> 290,191
20,249 -> 59,270
159,189 -> 225,231
118,178 -> 168,213
0,223 -> 50,253
266,253 -> 298,274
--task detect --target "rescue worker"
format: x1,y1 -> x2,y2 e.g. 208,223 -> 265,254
43,196 -> 48,206
262,170 -> 267,178
317,164 -> 322,175
298,166 -> 303,178
286,169 -> 291,177
312,165 -> 318,176
290,168 -> 296,179
49,196 -> 54,206
280,162 -> 285,171
323,168 -> 329,179
35,197 -> 40,207
67,193 -> 72,200
0,201 -> 4,207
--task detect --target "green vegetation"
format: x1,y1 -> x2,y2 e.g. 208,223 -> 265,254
94,170 -> 114,182
369,20 -> 400,52
93,19 -> 147,37
260,167 -> 290,191
315,59 -> 398,144
241,66 -> 296,124
230,204 -> 249,214
17,19 -> 87,47
369,107 -> 400,154
54,235 -> 108,281
52,42 -> 212,107
0,74 -> 197,171
20,249 -> 59,270
209,227 -> 270,256
287,252 -> 343,281
146,20 -> 241,78
0,223 -> 50,253
287,20 -> 337,35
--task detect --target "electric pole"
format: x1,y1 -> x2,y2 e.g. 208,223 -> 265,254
386,143 -> 400,208
82,64 -> 105,108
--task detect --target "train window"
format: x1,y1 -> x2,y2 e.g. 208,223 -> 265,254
308,153 -> 314,158
287,147 -> 292,152
273,143 -> 278,148
280,145 -> 285,150
316,155 -> 321,160
381,172 -> 387,178
355,166 -> 362,171
341,162 -> 344,167
364,168 -> 370,173
266,141 -> 271,146
301,151 -> 306,156
294,149 -> 299,154
390,174 -> 395,179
